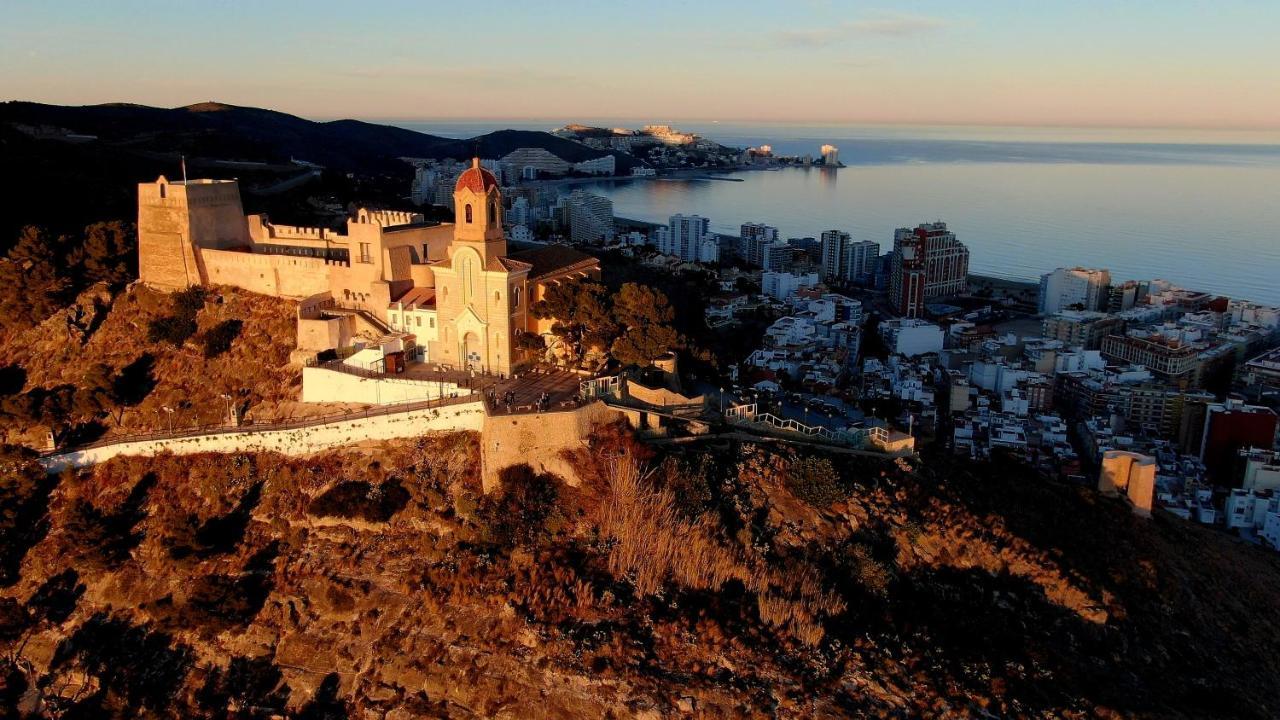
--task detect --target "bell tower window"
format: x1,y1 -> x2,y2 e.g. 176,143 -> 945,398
465,204 -> 473,224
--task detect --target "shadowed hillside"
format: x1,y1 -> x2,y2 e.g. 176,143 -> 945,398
2,430 -> 1278,718
0,101 -> 638,241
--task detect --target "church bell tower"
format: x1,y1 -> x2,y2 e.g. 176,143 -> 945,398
452,158 -> 506,259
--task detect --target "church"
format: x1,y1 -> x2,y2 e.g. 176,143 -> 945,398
137,159 -> 600,376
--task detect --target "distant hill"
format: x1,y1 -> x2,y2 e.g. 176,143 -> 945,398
0,101 -> 636,240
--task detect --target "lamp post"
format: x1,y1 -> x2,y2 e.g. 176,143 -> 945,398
162,406 -> 174,434
219,393 -> 233,426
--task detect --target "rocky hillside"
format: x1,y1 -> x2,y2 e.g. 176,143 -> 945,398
0,283 -> 300,447
2,429 -> 1279,718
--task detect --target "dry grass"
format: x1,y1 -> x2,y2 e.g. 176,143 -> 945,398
596,451 -> 844,646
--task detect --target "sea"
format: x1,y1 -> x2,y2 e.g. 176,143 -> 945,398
391,120 -> 1280,306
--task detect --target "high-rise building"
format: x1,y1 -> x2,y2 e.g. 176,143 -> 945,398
760,240 -> 794,273
669,214 -> 714,263
819,230 -> 879,284
847,240 -> 879,283
564,190 -> 614,245
889,222 -> 968,317
1185,399 -> 1279,484
820,230 -> 851,281
739,222 -> 779,266
820,144 -> 840,166
1039,267 -> 1112,315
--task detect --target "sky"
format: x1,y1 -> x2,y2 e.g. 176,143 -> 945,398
2,1 -> 1278,129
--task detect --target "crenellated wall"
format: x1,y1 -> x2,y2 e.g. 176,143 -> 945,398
201,249 -> 334,298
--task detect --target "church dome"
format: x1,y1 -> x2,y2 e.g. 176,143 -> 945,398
455,158 -> 499,194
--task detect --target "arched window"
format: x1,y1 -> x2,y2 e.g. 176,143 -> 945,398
489,200 -> 498,223
494,290 -> 501,305
465,204 -> 473,224
511,285 -> 521,310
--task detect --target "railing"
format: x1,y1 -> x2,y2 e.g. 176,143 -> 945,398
42,392 -> 481,457
724,402 -> 883,449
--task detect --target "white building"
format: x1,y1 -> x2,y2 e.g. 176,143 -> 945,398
508,196 -> 531,227
1242,449 -> 1280,492
820,144 -> 839,165
507,225 -> 534,244
762,271 -> 820,301
572,155 -> 617,176
1038,267 -> 1112,315
879,318 -> 944,357
739,222 -> 779,266
564,190 -> 614,245
820,231 -> 877,283
668,214 -> 714,263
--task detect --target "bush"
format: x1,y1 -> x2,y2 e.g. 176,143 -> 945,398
308,480 -> 410,523
147,315 -> 197,346
201,319 -> 243,359
146,285 -> 206,347
786,456 -> 845,507
477,464 -> 562,547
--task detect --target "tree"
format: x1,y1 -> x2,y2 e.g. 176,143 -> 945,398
76,221 -> 137,287
531,280 -> 616,366
0,226 -> 72,336
610,283 -> 679,368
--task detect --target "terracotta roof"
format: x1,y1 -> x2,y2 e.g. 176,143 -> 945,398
391,286 -> 436,309
508,245 -> 600,281
487,256 -> 533,273
455,158 -> 499,194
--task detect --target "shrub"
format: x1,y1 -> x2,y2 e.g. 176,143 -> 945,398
308,479 -> 410,523
477,464 -> 562,547
786,455 -> 845,507
201,319 -> 243,359
147,314 -> 197,347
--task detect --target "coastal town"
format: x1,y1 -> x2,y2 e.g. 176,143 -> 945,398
394,129 -> 1280,550
5,116 -> 1262,554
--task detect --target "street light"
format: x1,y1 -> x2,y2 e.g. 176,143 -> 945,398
219,393 -> 234,426
162,406 -> 175,434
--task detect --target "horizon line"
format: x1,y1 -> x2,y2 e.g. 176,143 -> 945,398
5,98 -> 1280,135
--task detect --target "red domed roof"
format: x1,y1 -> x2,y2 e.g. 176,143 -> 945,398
455,158 -> 499,194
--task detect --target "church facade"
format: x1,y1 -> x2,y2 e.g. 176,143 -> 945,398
137,159 -> 600,376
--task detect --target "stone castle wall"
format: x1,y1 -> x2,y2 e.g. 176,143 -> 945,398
480,401 -> 622,491
201,249 -> 336,299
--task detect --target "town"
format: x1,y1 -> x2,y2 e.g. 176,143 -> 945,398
399,143 -> 1280,548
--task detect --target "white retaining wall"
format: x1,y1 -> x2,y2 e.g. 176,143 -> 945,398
301,366 -> 467,405
41,401 -> 486,473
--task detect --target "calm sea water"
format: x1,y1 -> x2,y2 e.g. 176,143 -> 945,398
395,120 -> 1280,305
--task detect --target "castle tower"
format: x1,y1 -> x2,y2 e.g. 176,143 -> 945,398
137,176 -> 250,290
451,158 -> 506,260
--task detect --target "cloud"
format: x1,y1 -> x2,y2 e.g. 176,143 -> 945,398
847,13 -> 951,36
772,12 -> 952,48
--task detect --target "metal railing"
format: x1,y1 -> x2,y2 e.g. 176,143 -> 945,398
43,392 -> 481,457
724,403 -> 884,449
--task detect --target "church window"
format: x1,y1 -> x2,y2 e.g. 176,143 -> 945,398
159,184 -> 166,199
489,200 -> 498,223
430,318 -> 435,328
465,204 -> 473,224
511,285 -> 521,309
494,290 -> 501,304
416,316 -> 422,327
358,242 -> 372,263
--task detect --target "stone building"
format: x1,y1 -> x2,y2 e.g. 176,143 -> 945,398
138,159 -> 600,376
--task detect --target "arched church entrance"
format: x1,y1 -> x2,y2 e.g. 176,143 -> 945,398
462,332 -> 482,370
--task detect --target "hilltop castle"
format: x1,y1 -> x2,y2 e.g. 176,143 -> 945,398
138,160 -> 600,375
